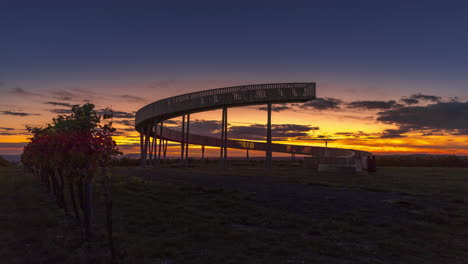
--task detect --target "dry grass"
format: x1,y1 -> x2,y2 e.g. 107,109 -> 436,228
163,165 -> 468,202
1,166 -> 467,263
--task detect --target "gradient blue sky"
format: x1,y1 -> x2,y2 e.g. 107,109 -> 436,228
1,2 -> 468,155
2,3 -> 468,92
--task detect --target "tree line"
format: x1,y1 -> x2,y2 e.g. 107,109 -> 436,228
376,155 -> 468,167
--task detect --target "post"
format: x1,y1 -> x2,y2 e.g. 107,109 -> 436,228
223,107 -> 228,165
152,122 -> 158,166
201,145 -> 205,166
140,131 -> 144,166
220,108 -> 225,165
181,115 -> 185,163
144,125 -> 151,166
163,140 -> 168,160
149,124 -> 155,164
185,114 -> 190,166
246,149 -> 249,160
266,103 -> 272,169
158,121 -> 164,165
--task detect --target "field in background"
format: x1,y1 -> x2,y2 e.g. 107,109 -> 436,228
0,166 -> 467,263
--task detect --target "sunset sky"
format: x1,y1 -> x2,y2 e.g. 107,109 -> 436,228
1,3 -> 467,156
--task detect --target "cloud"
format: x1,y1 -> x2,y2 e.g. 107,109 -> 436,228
400,98 -> 419,105
0,142 -> 27,148
148,80 -> 178,89
161,119 -> 320,141
0,111 -> 40,117
453,129 -> 468,135
163,120 -> 180,125
117,127 -> 136,132
49,109 -> 73,114
9,87 -> 40,97
96,109 -> 134,119
377,101 -> 468,136
334,131 -> 378,139
165,119 -> 220,136
380,128 -> 410,138
49,89 -> 77,100
299,98 -> 342,110
258,104 -> 292,112
410,93 -> 441,102
114,119 -> 135,127
228,124 -> 318,140
44,101 -> 73,107
120,94 -> 146,102
0,127 -> 15,131
347,100 -> 400,110
109,111 -> 135,118
188,120 -> 221,134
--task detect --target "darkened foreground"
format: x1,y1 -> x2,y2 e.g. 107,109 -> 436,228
1,166 -> 467,263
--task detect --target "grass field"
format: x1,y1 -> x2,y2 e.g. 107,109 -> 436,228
0,166 -> 467,263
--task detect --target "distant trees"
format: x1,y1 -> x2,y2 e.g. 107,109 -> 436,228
21,103 -> 121,261
377,155 -> 468,167
0,155 -> 12,167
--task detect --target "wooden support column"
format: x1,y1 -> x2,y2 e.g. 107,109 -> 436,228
266,103 -> 272,169
246,149 -> 250,160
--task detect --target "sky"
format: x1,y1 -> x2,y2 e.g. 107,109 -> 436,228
1,2 -> 468,156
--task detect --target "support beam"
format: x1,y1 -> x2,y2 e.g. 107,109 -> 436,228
246,149 -> 249,160
266,103 -> 272,169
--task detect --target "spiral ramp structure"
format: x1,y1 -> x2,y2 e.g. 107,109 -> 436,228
135,83 -> 372,170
